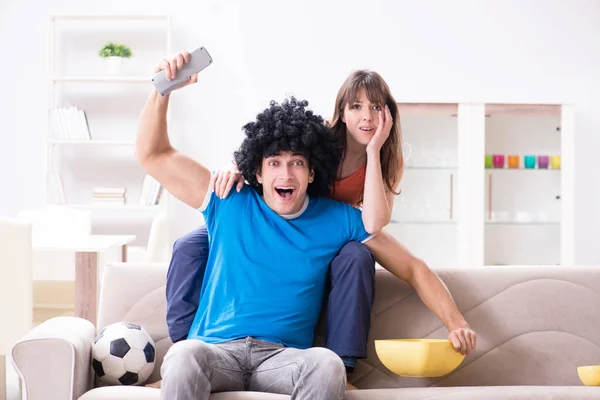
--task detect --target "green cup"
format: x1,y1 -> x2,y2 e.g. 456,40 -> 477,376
485,154 -> 493,169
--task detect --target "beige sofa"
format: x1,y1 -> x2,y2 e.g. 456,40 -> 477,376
12,262 -> 600,399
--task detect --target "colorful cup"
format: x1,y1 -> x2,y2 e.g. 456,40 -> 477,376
485,154 -> 493,169
551,155 -> 561,169
508,155 -> 519,169
524,155 -> 536,169
538,155 -> 549,169
493,154 -> 505,168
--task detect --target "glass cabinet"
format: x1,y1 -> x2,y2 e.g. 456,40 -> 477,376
386,103 -> 460,267
384,102 -> 574,268
483,104 -> 562,265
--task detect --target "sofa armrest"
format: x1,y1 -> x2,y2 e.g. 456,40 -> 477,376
11,316 -> 95,400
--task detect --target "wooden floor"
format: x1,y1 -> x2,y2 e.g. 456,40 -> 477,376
0,355 -> 6,400
33,306 -> 74,326
32,280 -> 75,325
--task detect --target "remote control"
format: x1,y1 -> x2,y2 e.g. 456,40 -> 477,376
152,46 -> 213,96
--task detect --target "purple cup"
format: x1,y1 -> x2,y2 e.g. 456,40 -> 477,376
538,155 -> 549,169
493,154 -> 505,168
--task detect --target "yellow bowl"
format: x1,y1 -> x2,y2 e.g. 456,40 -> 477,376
375,339 -> 465,377
578,365 -> 600,386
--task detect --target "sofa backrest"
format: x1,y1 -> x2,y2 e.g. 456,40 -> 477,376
97,263 -> 600,388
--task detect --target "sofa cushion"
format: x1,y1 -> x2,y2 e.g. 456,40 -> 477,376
345,386 -> 600,399
352,266 -> 600,389
78,385 -> 600,400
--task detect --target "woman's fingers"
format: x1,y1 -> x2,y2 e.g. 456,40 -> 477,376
214,172 -> 225,197
449,328 -> 477,355
220,172 -> 233,198
236,175 -> 245,192
209,171 -> 219,192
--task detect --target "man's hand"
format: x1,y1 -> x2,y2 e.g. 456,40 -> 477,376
155,51 -> 198,91
448,327 -> 477,355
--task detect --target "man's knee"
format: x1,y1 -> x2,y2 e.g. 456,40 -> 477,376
164,340 -> 197,363
172,237 -> 194,259
331,241 -> 375,277
304,347 -> 346,375
163,340 -> 211,370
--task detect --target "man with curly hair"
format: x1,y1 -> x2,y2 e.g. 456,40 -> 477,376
136,52 -> 375,400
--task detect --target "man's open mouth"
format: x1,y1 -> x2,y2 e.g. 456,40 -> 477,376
275,187 -> 295,199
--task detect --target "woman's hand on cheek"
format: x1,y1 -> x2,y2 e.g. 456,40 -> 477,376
366,105 -> 393,156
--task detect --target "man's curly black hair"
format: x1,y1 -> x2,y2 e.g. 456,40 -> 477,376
234,97 -> 341,197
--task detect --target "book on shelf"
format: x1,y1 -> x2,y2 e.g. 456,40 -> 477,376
93,188 -> 126,195
49,106 -> 91,140
139,175 -> 163,206
49,173 -> 66,204
93,187 -> 126,205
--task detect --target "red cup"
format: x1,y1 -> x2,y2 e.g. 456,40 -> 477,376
493,154 -> 505,168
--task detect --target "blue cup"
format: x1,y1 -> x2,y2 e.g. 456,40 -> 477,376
524,155 -> 536,169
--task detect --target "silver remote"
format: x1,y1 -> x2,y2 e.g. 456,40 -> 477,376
152,46 -> 213,96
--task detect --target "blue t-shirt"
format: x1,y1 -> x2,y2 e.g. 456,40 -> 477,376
187,185 -> 373,349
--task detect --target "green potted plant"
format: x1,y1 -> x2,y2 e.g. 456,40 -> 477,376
99,42 -> 133,75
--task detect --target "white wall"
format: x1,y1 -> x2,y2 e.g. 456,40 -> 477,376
2,0 -> 600,263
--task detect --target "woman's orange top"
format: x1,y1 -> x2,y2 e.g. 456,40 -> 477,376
328,163 -> 366,207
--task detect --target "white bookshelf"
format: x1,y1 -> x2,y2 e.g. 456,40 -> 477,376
49,140 -> 135,146
70,204 -> 162,211
45,14 -> 172,217
50,14 -> 171,21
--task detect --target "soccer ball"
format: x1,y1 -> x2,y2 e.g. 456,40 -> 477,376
91,322 -> 156,386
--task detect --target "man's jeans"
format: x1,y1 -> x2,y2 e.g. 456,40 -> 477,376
166,226 -> 376,359
161,337 -> 346,400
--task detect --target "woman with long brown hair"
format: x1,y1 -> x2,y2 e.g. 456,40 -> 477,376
327,69 -> 403,231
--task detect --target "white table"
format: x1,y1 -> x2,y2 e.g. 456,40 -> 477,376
33,235 -> 136,325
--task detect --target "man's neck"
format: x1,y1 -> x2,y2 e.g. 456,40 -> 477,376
266,195 -> 310,220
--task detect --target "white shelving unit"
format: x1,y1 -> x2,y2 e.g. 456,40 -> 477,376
46,14 -> 172,242
387,102 -> 574,268
386,103 -> 460,267
51,77 -> 150,83
49,140 -> 136,146
481,104 -> 574,267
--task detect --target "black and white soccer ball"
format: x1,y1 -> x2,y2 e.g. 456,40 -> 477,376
91,322 -> 156,386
